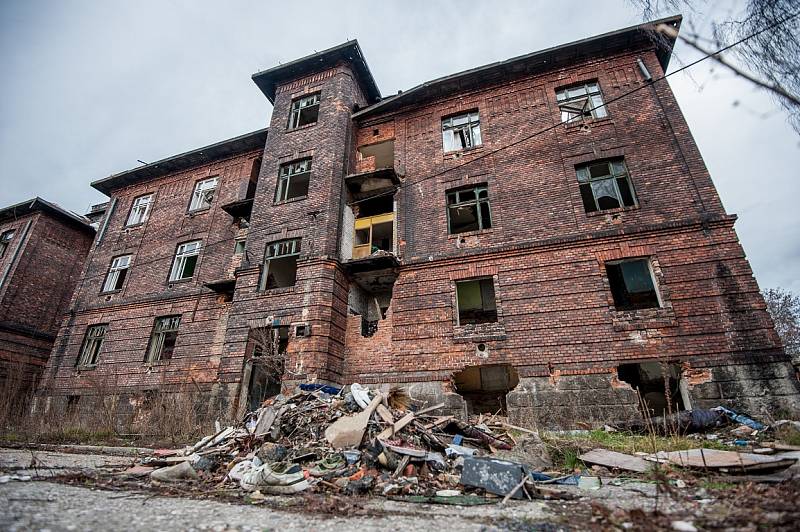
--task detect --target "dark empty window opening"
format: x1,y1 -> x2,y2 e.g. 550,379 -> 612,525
576,159 -> 636,213
145,315 -> 181,363
447,185 -> 491,234
259,239 -> 300,290
66,395 -> 80,415
348,277 -> 395,339
456,278 -> 497,325
275,159 -> 311,203
453,365 -> 519,415
606,259 -> 660,310
247,157 -> 262,199
0,229 -> 15,258
618,362 -> 684,417
288,93 -> 320,129
442,111 -> 482,152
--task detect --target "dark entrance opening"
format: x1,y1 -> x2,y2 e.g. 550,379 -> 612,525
618,361 -> 685,417
245,326 -> 288,411
453,364 -> 519,416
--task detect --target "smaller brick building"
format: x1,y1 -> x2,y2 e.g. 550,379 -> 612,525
0,198 -> 96,401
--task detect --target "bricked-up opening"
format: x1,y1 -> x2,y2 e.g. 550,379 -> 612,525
606,259 -> 660,310
259,238 -> 300,290
287,92 -> 320,130
246,326 -> 288,411
453,365 -> 519,415
456,278 -> 497,325
618,362 -> 685,416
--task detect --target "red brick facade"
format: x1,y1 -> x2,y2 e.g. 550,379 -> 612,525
37,18 -> 800,427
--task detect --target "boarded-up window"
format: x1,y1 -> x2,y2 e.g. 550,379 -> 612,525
456,278 -> 497,325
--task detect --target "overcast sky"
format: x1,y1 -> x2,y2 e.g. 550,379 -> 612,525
1,0 -> 797,292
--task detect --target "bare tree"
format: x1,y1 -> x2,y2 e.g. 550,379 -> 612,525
763,287 -> 800,363
632,0 -> 800,133
250,327 -> 289,381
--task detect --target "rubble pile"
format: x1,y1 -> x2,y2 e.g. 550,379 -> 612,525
135,384 -> 537,501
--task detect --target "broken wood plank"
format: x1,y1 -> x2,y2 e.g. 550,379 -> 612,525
424,416 -> 454,430
415,402 -> 446,416
325,393 -> 383,449
378,412 -> 415,440
376,404 -> 395,425
578,449 -> 651,473
650,449 -> 797,472
499,422 -> 539,436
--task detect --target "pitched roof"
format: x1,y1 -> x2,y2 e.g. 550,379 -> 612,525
353,15 -> 682,119
0,197 -> 95,233
91,128 -> 268,195
252,40 -> 381,104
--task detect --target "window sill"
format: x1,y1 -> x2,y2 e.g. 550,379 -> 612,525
259,285 -> 296,295
75,364 -> 97,371
145,359 -> 172,367
562,116 -> 613,130
100,289 -> 122,296
285,123 -> 318,134
187,207 -> 211,217
124,223 -> 145,230
448,228 -> 493,240
610,305 -> 676,331
585,205 -> 639,218
453,322 -> 506,343
274,195 -> 308,206
167,278 -> 194,286
443,145 -> 485,159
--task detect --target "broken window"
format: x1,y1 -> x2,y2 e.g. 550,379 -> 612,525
618,362 -> 685,416
76,324 -> 107,367
606,259 -> 660,310
169,240 -> 201,282
145,315 -> 181,362
0,230 -> 15,258
456,278 -> 497,325
576,159 -> 636,212
234,239 -> 246,255
287,92 -> 320,129
556,82 -> 608,123
259,238 -> 300,290
126,194 -> 152,226
102,255 -> 131,292
447,185 -> 492,234
188,177 -> 218,211
275,159 -> 311,203
442,111 -> 482,152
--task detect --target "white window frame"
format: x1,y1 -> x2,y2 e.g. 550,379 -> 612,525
102,255 -> 132,292
442,111 -> 482,153
126,194 -> 152,227
0,230 -> 15,258
189,177 -> 219,211
556,82 -> 608,123
76,324 -> 108,367
169,240 -> 202,282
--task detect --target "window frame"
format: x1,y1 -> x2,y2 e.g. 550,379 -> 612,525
234,239 -> 246,255
274,158 -> 312,204
76,324 -> 108,367
258,238 -> 301,291
576,159 -> 637,213
605,258 -> 662,311
169,240 -> 202,282
102,254 -> 132,293
0,229 -> 15,258
287,92 -> 321,130
125,194 -> 153,227
144,315 -> 181,363
446,184 -> 492,235
188,176 -> 219,212
455,277 -> 498,326
441,110 -> 482,153
556,81 -> 608,123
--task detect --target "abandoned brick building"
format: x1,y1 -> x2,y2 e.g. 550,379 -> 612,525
35,15 -> 800,428
0,198 -> 96,401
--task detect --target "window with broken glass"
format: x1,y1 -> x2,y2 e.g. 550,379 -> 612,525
456,278 -> 498,325
287,93 -> 321,129
145,316 -> 181,362
275,159 -> 311,203
169,240 -> 201,282
447,185 -> 492,234
259,238 -> 301,290
0,230 -> 15,258
576,159 -> 636,213
188,177 -> 218,211
556,82 -> 608,123
126,194 -> 152,226
76,324 -> 107,367
606,259 -> 661,310
102,255 -> 131,292
442,111 -> 482,152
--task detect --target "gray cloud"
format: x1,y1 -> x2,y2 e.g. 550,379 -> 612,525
1,0 -> 797,291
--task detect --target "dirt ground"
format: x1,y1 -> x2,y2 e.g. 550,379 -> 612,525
1,447 -> 799,531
